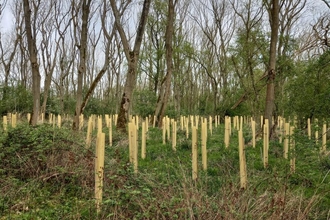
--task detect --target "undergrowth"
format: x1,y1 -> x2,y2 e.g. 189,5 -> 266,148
0,121 -> 329,219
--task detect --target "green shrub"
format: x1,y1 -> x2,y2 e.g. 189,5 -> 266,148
133,89 -> 157,118
0,124 -> 93,184
0,85 -> 32,115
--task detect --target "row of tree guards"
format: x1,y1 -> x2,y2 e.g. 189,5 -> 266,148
123,114 -> 328,189
1,113 -> 329,212
1,112 -> 117,130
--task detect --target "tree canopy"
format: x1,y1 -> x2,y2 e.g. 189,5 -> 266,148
0,0 -> 329,127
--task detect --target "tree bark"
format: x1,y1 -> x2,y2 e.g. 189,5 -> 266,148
264,0 -> 279,138
23,0 -> 41,125
41,46 -> 58,115
154,0 -> 175,128
72,0 -> 91,130
79,43 -> 111,114
110,0 -> 151,132
54,2 -> 74,115
38,2 -> 57,116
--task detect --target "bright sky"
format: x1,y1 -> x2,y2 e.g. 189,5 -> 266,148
0,5 -> 14,32
0,0 -> 328,33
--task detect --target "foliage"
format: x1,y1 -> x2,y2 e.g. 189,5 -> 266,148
62,95 -> 77,115
0,124 -> 92,180
0,85 -> 33,115
40,89 -> 61,115
133,89 -> 157,118
83,96 -> 109,116
284,50 -> 330,121
0,123 -> 95,218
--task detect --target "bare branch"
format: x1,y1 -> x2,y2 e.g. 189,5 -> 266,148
321,0 -> 330,8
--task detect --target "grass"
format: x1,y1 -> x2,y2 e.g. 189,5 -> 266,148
0,119 -> 330,219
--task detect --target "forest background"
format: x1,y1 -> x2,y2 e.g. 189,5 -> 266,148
0,0 -> 329,128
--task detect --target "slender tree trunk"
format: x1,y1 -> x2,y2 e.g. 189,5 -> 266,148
58,59 -> 72,114
80,50 -> 110,114
72,0 -> 91,130
41,43 -> 60,115
264,0 -> 279,138
41,74 -> 51,115
23,0 -> 41,125
41,61 -> 56,115
79,5 -> 116,115
18,36 -> 28,89
154,0 -> 175,127
59,80 -> 64,113
2,57 -> 13,104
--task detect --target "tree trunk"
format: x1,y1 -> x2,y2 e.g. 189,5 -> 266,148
79,5 -> 116,115
18,35 -> 28,89
40,42 -> 59,115
41,75 -> 51,115
23,0 -> 41,125
41,61 -> 56,115
72,0 -> 91,130
116,54 -> 138,132
154,0 -> 175,127
80,56 -> 110,114
110,0 -> 151,132
264,0 -> 279,138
